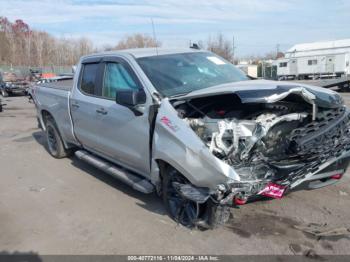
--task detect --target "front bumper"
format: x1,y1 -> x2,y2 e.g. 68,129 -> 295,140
226,152 -> 350,205
294,154 -> 350,190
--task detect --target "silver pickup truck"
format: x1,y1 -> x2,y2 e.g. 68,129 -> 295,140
35,48 -> 350,228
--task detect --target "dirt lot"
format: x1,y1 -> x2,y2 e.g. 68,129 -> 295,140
1,95 -> 350,256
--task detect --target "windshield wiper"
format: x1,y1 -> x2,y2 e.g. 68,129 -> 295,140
168,91 -> 193,98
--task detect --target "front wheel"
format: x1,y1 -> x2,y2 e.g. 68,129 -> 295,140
161,166 -> 225,229
162,167 -> 201,228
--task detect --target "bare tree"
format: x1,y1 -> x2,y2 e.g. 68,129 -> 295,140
115,33 -> 161,50
0,31 -> 10,63
207,33 -> 233,62
1,18 -> 164,68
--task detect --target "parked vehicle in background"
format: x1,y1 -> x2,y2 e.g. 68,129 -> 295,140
27,68 -> 74,104
0,98 -> 4,112
29,68 -> 43,82
0,71 -> 29,97
34,48 -> 350,229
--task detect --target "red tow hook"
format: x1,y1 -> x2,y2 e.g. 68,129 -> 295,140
234,196 -> 248,205
331,173 -> 343,180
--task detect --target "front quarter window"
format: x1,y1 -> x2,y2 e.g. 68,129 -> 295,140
137,52 -> 247,97
102,62 -> 139,99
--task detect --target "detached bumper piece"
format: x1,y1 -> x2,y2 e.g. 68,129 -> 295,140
173,182 -> 210,204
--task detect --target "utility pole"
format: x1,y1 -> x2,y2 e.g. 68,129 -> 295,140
276,44 -> 280,58
232,35 -> 236,63
151,18 -> 158,55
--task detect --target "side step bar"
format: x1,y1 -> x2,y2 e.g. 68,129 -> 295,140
75,150 -> 154,194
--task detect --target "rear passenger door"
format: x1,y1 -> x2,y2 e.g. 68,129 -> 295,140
70,58 -> 104,151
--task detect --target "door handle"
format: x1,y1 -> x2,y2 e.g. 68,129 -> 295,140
96,108 -> 108,115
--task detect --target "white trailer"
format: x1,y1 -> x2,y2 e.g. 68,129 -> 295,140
276,39 -> 350,80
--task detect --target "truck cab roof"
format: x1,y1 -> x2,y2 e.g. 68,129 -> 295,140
81,48 -> 204,60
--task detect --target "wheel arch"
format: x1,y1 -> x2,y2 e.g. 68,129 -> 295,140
40,109 -> 71,150
154,159 -> 193,185
155,159 -> 180,179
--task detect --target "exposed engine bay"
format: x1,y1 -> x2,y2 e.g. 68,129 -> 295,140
173,89 -> 350,198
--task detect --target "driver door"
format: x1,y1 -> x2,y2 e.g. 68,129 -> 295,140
92,57 -> 151,175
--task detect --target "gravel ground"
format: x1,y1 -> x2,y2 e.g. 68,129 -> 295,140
0,94 -> 350,256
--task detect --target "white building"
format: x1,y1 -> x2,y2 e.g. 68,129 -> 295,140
236,61 -> 258,78
275,39 -> 350,79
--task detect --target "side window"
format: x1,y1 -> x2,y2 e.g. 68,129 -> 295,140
279,62 -> 287,68
80,63 -> 99,95
308,59 -> 317,66
102,62 -> 139,99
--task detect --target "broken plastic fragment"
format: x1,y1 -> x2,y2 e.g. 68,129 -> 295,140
294,224 -> 350,237
258,182 -> 287,199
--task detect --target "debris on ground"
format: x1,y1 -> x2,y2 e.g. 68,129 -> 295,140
304,249 -> 325,260
339,190 -> 348,196
294,223 -> 350,237
29,186 -> 46,192
289,243 -> 302,254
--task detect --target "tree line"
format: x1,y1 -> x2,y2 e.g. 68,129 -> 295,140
1,16 -> 276,68
0,17 -> 95,67
0,17 -> 164,67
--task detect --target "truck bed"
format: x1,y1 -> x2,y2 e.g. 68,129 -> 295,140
38,79 -> 73,91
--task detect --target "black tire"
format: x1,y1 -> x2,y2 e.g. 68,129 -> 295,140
162,166 -> 221,230
1,89 -> 8,97
162,166 -> 203,228
161,166 -> 232,229
45,119 -> 71,158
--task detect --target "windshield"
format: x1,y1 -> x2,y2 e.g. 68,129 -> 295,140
137,52 -> 248,97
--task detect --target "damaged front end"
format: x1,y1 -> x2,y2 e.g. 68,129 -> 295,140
168,84 -> 350,225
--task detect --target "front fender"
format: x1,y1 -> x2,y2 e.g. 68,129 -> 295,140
152,99 -> 240,190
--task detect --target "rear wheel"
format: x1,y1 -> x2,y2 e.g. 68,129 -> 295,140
45,119 -> 71,158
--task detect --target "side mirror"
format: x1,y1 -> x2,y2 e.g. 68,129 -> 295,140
116,89 -> 146,115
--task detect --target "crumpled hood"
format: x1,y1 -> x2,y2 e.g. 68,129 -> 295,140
172,80 -> 343,108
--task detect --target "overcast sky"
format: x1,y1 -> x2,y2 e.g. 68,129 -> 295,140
0,0 -> 349,57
